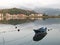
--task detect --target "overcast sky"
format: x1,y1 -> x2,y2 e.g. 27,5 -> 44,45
0,0 -> 60,9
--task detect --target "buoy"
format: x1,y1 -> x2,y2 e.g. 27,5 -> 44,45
18,29 -> 20,32
48,29 -> 52,31
15,26 -> 17,29
48,29 -> 50,31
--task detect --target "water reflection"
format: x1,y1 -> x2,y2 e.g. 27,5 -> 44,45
0,18 -> 60,45
33,30 -> 47,41
0,18 -> 47,25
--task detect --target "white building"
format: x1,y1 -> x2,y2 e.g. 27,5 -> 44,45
0,13 -> 3,20
37,13 -> 43,16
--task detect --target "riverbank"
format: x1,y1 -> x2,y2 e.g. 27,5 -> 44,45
28,16 -> 60,18
0,16 -> 60,25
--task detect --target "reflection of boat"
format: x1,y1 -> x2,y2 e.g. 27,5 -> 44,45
33,27 -> 47,41
33,32 -> 47,41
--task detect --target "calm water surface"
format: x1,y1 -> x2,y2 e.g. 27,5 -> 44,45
0,18 -> 60,45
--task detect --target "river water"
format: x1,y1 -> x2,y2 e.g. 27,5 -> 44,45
0,18 -> 60,45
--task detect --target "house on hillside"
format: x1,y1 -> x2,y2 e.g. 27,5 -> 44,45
37,13 -> 43,16
0,13 -> 3,20
29,13 -> 43,20
29,13 -> 43,17
18,14 -> 27,19
5,13 -> 27,20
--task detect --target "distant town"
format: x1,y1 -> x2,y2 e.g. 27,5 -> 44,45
0,8 -> 60,21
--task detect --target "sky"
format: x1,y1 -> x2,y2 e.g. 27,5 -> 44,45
0,0 -> 60,9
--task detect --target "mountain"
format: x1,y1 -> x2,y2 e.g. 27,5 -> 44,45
34,8 -> 60,16
1,7 -> 60,16
0,8 -> 37,15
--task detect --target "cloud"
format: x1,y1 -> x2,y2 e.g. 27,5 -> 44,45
0,0 -> 60,9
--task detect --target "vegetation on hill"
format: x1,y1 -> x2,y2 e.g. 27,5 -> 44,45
0,8 -> 37,15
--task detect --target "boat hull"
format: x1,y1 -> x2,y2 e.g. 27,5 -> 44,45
33,32 -> 47,41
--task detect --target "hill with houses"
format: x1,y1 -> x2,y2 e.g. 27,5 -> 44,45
0,8 -> 37,15
0,8 -> 43,21
0,8 -> 43,24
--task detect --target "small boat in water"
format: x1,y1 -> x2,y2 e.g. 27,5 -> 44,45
33,27 -> 47,41
34,27 -> 47,33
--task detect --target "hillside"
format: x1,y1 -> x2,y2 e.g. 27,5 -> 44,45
0,8 -> 37,15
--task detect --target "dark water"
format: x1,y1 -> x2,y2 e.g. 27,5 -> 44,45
0,18 -> 60,45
